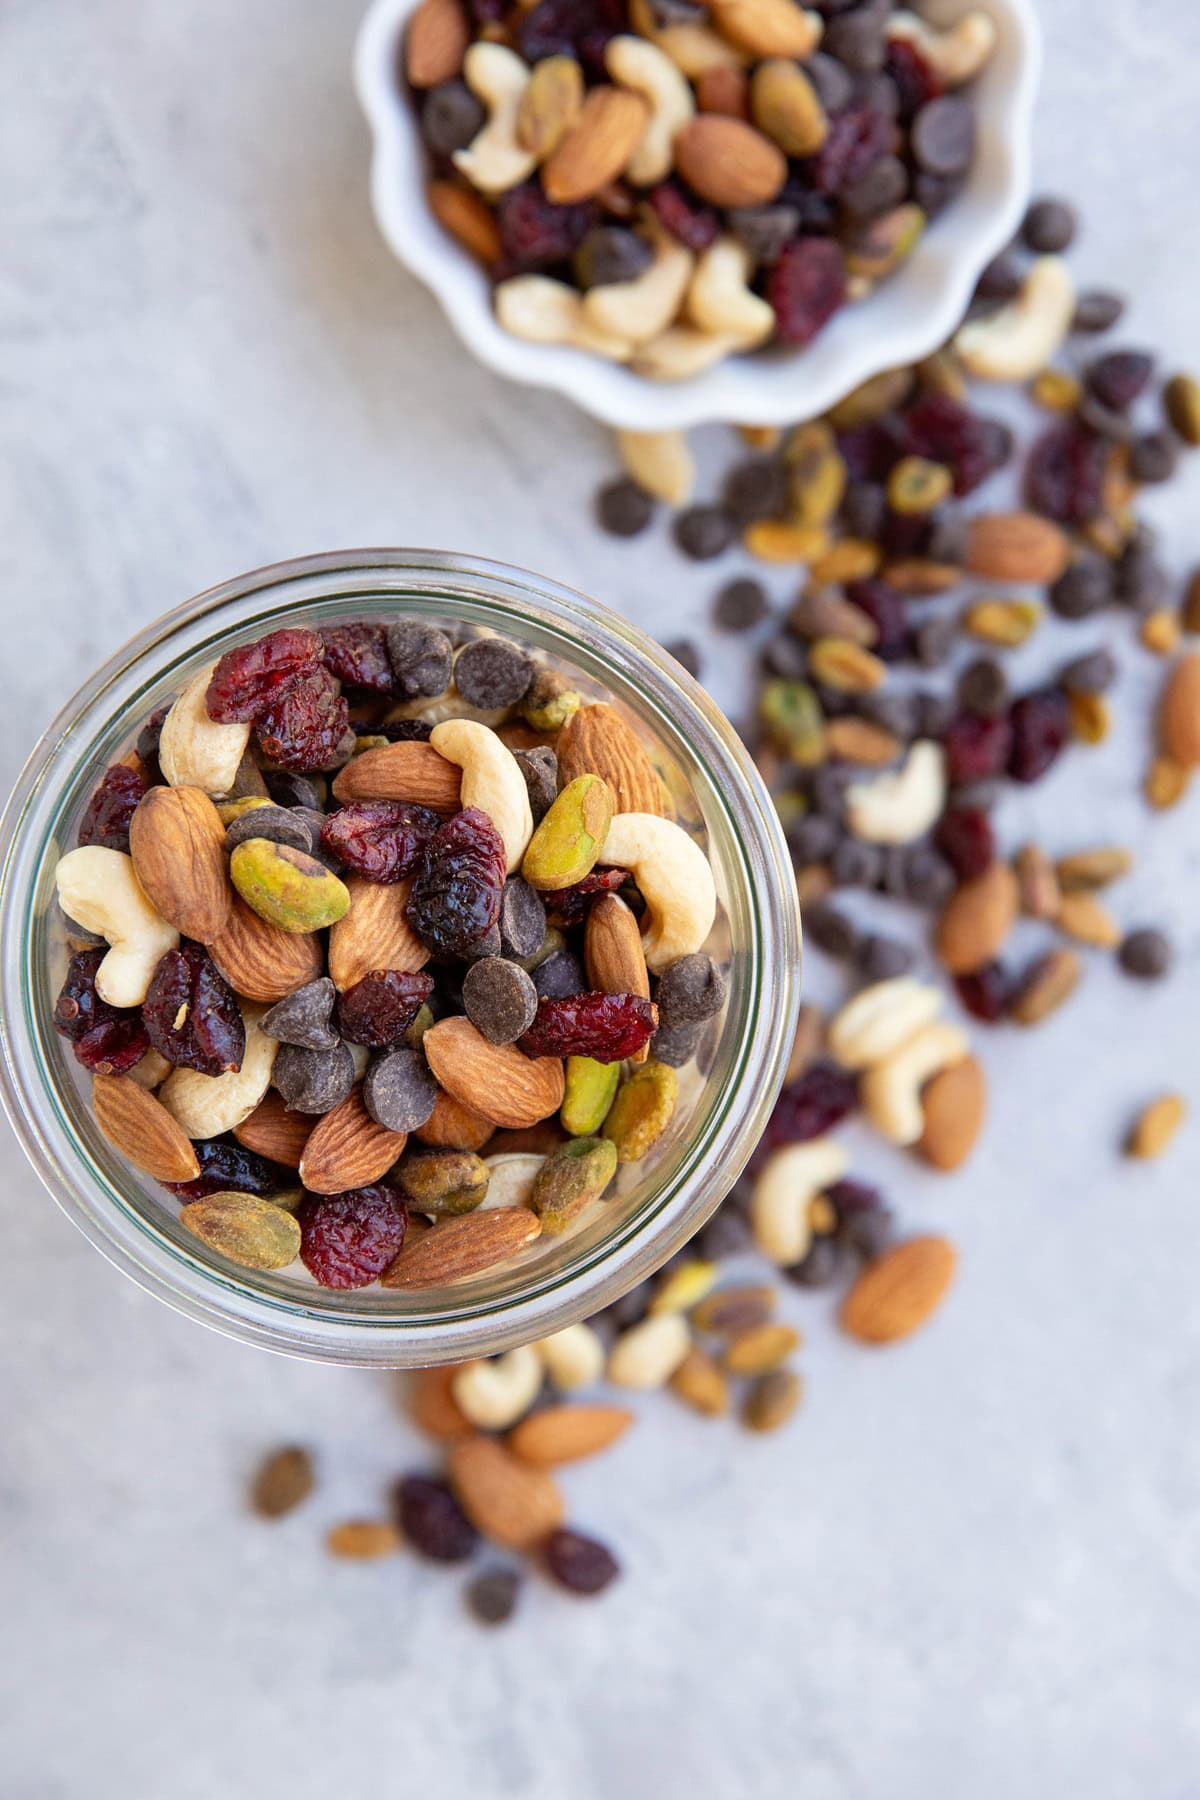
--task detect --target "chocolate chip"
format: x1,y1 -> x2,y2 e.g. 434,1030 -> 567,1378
454,637 -> 533,709
574,226 -> 653,290
1072,289 -> 1125,334
1130,431 -> 1179,485
823,3 -> 888,72
804,51 -> 855,114
913,611 -> 958,669
926,510 -> 969,565
760,631 -> 810,679
856,689 -> 918,739
913,170 -> 963,218
462,957 -> 539,1046
261,978 -> 340,1051
513,746 -> 558,823
1086,349 -> 1155,412
462,923 -> 502,962
1050,556 -> 1114,619
1078,393 -> 1134,443
533,950 -> 586,1000
465,1567 -> 521,1627
386,621 -> 454,701
841,480 -> 887,542
857,934 -> 916,982
893,844 -> 955,907
787,813 -> 839,866
842,154 -> 908,219
1023,196 -> 1077,253
957,656 -> 1009,718
912,690 -> 956,740
804,902 -> 860,961
727,204 -> 801,266
225,804 -> 313,855
273,1041 -> 356,1115
1117,927 -> 1172,980
362,1047 -> 438,1133
264,771 -> 323,811
1060,648 -> 1118,695
723,459 -> 789,527
832,838 -> 884,889
596,477 -> 655,538
785,1234 -> 856,1288
1116,542 -> 1169,614
651,1020 -> 704,1068
673,505 -> 736,562
713,577 -> 769,632
655,953 -> 726,1029
810,762 -> 854,820
662,638 -> 702,679
421,81 -> 485,156
498,877 -> 546,961
974,252 -> 1023,303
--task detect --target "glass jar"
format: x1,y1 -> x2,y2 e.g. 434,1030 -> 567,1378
0,551 -> 799,1366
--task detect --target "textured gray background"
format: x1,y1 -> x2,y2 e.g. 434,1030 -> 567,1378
3,3 -> 1199,1796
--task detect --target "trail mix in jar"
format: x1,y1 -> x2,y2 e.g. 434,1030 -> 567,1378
51,621 -> 726,1289
402,0 -> 995,377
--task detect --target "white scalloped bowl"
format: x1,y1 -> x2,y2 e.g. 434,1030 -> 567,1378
355,0 -> 1040,431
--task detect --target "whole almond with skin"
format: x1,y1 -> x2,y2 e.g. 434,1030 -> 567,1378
695,65 -> 749,118
427,180 -> 502,265
93,1074 -> 200,1183
298,1088 -> 407,1194
233,1090 -> 314,1168
556,703 -> 665,815
128,785 -> 231,941
423,1016 -> 565,1128
331,741 -> 461,810
1009,948 -> 1080,1026
917,1056 -> 986,1172
1056,891 -> 1121,949
840,1236 -> 957,1344
1160,652 -> 1200,766
673,116 -> 787,209
410,1364 -> 471,1440
1126,1093 -> 1186,1160
542,88 -> 649,205
936,861 -> 1019,974
447,1434 -> 565,1549
405,0 -> 469,87
585,893 -> 651,1063
508,1403 -> 634,1466
380,1208 -> 542,1289
326,1520 -> 402,1559
414,1087 -> 496,1151
328,876 -> 428,992
825,717 -> 901,766
207,895 -> 323,1003
965,513 -> 1070,584
710,0 -> 823,57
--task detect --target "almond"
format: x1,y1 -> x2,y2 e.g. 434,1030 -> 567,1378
413,1086 -> 496,1151
298,1088 -> 407,1194
839,1235 -> 957,1344
380,1207 -> 542,1289
1160,651 -> 1200,766
423,1016 -> 565,1128
672,115 -> 787,209
669,1345 -> 730,1415
1125,1093 -> 1186,1160
427,179 -> 502,264
405,0 -> 469,88
935,861 -> 1019,974
328,875 -> 428,992
1009,948 -> 1081,1026
1013,843 -> 1061,919
1054,847 -> 1133,892
585,892 -> 651,1064
556,703 -> 665,815
331,741 -> 462,810
447,1434 -> 565,1549
508,1403 -> 634,1466
710,0 -> 823,58
208,894 -> 323,1003
128,784 -> 231,941
542,87 -> 649,205
410,1364 -> 472,1440
917,1056 -> 986,1172
233,1090 -> 314,1167
92,1073 -> 200,1183
325,1520 -> 402,1559
824,717 -> 902,766
965,512 -> 1071,584
1055,890 -> 1121,949
694,65 -> 749,118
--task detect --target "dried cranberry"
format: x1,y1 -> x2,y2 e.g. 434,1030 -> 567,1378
844,579 -> 908,659
836,422 -> 903,484
337,970 -> 435,1047
396,1475 -> 478,1563
136,707 -> 168,769
521,992 -> 657,1062
942,712 -> 1014,786
1007,689 -> 1071,784
768,1062 -> 858,1146
496,181 -> 594,274
885,38 -> 944,121
809,106 -> 896,194
767,238 -> 847,346
143,942 -> 246,1076
901,392 -> 996,497
543,1527 -> 620,1595
255,667 -> 350,773
53,948 -> 150,1076
320,801 -> 441,884
1025,423 -> 1108,524
647,180 -> 720,252
318,622 -> 395,693
934,807 -> 995,881
516,0 -> 618,63
407,807 -> 507,957
206,628 -> 324,723
955,962 -> 1009,1023
377,719 -> 434,743
165,1137 -> 293,1200
77,763 -> 148,853
541,867 -> 628,929
298,1185 -> 407,1290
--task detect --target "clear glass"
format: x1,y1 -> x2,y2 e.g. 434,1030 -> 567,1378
0,551 -> 800,1366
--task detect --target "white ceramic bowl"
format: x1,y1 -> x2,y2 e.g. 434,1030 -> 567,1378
355,0 -> 1040,431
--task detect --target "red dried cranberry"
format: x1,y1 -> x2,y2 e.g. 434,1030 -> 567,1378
845,579 -> 908,659
143,942 -> 246,1076
836,422 -> 904,483
255,667 -> 350,773
53,948 -> 150,1076
767,238 -> 847,346
407,807 -> 507,957
768,1062 -> 858,1146
136,707 -> 168,768
901,392 -> 995,497
396,1475 -> 478,1562
496,180 -> 594,274
543,1527 -> 620,1595
318,622 -> 395,693
943,712 -> 1014,786
515,0 -> 612,61
521,992 -> 657,1062
165,1137 -> 294,1200
1025,423 -> 1108,524
541,867 -> 628,929
648,180 -> 720,252
206,628 -> 324,723
298,1185 -> 407,1289
810,106 -> 897,195
1007,689 -> 1071,784
320,801 -> 441,884
886,38 -> 944,121
934,807 -> 995,881
337,970 -> 435,1047
77,763 -> 148,853
377,719 -> 434,742
954,962 -> 1009,1023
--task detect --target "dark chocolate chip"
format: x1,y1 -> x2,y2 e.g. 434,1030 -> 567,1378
454,637 -> 533,709
225,804 -> 313,855
713,577 -> 770,632
261,978 -> 340,1051
513,746 -> 558,823
386,621 -> 454,701
1059,648 -> 1117,695
673,505 -> 736,562
533,950 -> 587,1000
655,953 -> 726,1029
362,1047 -> 438,1133
596,478 -> 655,538
574,226 -> 654,290
273,1041 -> 356,1115
462,957 -> 539,1046
1117,928 -> 1171,980
956,656 -> 1009,718
1023,196 -> 1077,253
421,81 -> 486,156
498,877 -> 546,961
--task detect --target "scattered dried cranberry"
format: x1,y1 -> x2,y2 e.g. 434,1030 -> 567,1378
515,0 -> 616,62
337,970 -> 434,1048
77,763 -> 148,853
541,867 -> 628,929
165,1137 -> 294,1200
648,180 -> 720,252
298,1186 -> 407,1290
954,961 -> 1010,1023
407,807 -> 507,957
396,1475 -> 478,1563
320,801 -> 441,884
934,807 -> 995,881
496,180 -> 594,274
836,421 -> 903,484
143,942 -> 246,1076
768,238 -> 847,347
844,579 -> 908,659
943,711 -> 1014,786
255,667 -> 350,773
810,106 -> 897,195
886,38 -> 944,121
1007,689 -> 1071,784
768,1062 -> 858,1147
1025,423 -> 1108,524
543,1527 -> 620,1596
901,392 -> 998,497
53,948 -> 150,1076
318,622 -> 395,693
521,992 -> 657,1063
206,628 -> 324,723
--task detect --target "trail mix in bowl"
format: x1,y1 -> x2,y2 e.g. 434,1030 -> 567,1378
51,622 -> 727,1290
402,0 -> 996,377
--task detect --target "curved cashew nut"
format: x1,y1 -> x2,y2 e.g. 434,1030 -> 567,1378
535,1321 -> 606,1391
861,1021 -> 969,1145
583,230 -> 694,345
687,236 -> 775,347
628,0 -> 748,76
385,688 -> 510,730
430,718 -> 533,874
954,257 -> 1076,382
159,1009 -> 277,1139
629,324 -> 744,382
158,663 -> 252,796
479,1151 -> 545,1210
845,740 -> 946,845
605,35 -> 694,186
887,9 -> 997,87
453,42 -> 537,196
597,813 -> 716,973
616,427 -> 696,506
607,1313 -> 691,1389
495,275 -> 634,361
55,846 -> 180,1008
752,1136 -> 849,1266
451,1343 -> 542,1429
827,977 -> 944,1072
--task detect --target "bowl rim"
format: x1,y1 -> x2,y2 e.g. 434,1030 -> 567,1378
354,0 -> 1042,430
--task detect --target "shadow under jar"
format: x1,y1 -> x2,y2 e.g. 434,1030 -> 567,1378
0,551 -> 799,1366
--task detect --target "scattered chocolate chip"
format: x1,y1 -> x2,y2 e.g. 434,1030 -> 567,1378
974,252 -> 1023,303
454,637 -> 533,709
574,226 -> 654,290
957,656 -> 1009,718
498,877 -> 546,961
1117,927 -> 1172,980
421,81 -> 485,157
661,637 -> 702,679
787,813 -> 839,866
596,478 -> 655,538
1072,289 -> 1125,334
831,837 -> 884,889
534,950 -> 587,1000
713,577 -> 769,632
386,621 -> 454,701
1130,431 -> 1178,485
362,1046 -> 438,1133
723,460 -> 789,528
913,611 -> 958,669
842,154 -> 908,219
462,956 -> 539,1045
273,1041 -> 356,1115
1050,556 -> 1114,619
857,934 -> 916,982
264,770 -> 323,811
727,204 -> 802,266
261,978 -> 340,1051
651,1020 -> 704,1067
1023,195 -> 1077,253
804,901 -> 860,961
674,505 -> 736,562
655,953 -> 726,1029
465,1567 -> 521,1626
1059,647 -> 1118,695
1116,541 -> 1169,614
805,50 -> 855,115
513,746 -> 558,822
912,96 -> 975,176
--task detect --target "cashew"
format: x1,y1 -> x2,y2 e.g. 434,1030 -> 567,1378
452,42 -> 537,196
127,1048 -> 173,1091
582,230 -> 694,346
386,686 -> 511,731
451,1343 -> 542,1430
597,813 -> 717,973
495,275 -> 634,361
605,35 -> 694,187
686,237 -> 775,348
159,1009 -> 277,1139
751,1136 -> 849,1266
887,9 -> 997,87
827,977 -> 944,1072
535,1321 -> 605,1392
861,1021 -> 969,1146
607,1312 -> 691,1390
628,0 -> 749,76
479,1152 -> 545,1210
158,663 -> 252,797
430,718 -> 533,874
845,740 -> 946,845
954,257 -> 1076,383
629,324 -> 744,382
55,846 -> 180,1008
616,427 -> 696,506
